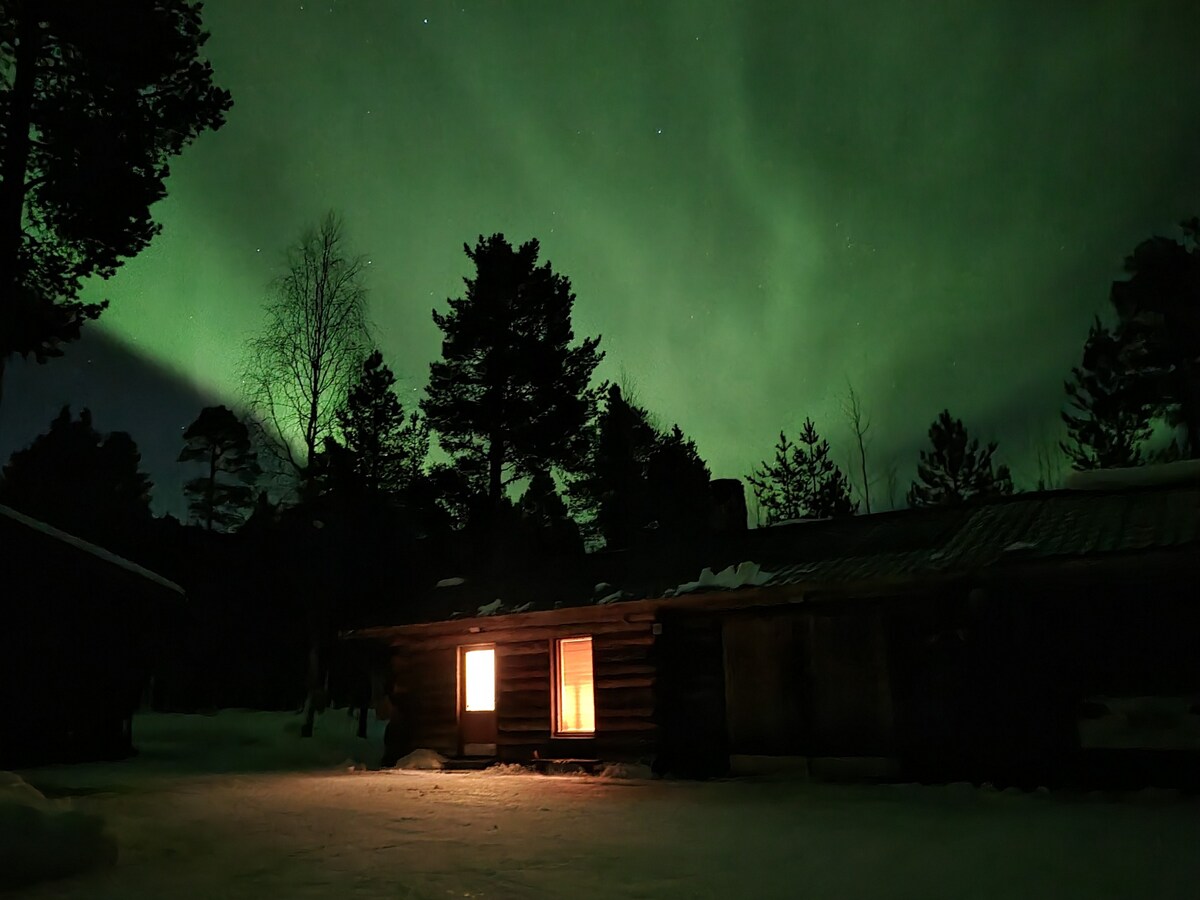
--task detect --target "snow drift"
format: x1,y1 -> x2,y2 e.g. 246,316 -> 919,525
0,772 -> 117,890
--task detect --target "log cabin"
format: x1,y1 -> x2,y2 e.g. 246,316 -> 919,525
348,463 -> 1200,786
0,505 -> 184,767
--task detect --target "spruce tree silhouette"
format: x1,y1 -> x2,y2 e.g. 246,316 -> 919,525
422,234 -> 603,530
1061,318 -> 1152,470
518,469 -> 583,556
644,424 -> 712,537
570,384 -> 711,549
907,410 -> 1013,507
334,349 -> 429,504
1108,217 -> 1200,458
179,405 -> 261,531
748,418 -> 857,523
0,406 -> 152,544
0,1 -> 231,407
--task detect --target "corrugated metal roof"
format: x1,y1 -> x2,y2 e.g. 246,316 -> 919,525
761,485 -> 1200,590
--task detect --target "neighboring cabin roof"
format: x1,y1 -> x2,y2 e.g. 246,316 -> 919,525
0,505 -> 185,596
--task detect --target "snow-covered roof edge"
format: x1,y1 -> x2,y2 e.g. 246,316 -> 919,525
1063,459 -> 1200,491
0,505 -> 185,596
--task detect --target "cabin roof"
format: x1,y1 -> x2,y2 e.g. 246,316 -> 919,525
766,483 -> 1200,586
0,504 -> 186,596
354,467 -> 1200,635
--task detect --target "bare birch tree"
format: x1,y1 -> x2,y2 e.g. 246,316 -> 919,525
244,213 -> 371,484
841,380 -> 872,514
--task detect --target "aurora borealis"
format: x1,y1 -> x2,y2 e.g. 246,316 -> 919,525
4,0 -> 1200,515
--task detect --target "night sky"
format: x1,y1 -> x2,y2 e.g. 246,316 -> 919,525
4,0 -> 1200,517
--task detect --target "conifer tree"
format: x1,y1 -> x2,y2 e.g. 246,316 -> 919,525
422,234 -> 603,524
748,418 -> 857,524
645,424 -> 713,534
747,432 -> 806,524
519,469 -> 583,556
0,0 -> 231,407
907,410 -> 1013,507
0,406 -> 152,542
335,349 -> 429,501
570,384 -> 711,549
179,405 -> 261,531
1107,217 -> 1200,458
1060,318 -> 1152,470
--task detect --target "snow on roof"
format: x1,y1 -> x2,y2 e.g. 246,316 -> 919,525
664,561 -> 775,598
767,516 -> 833,528
0,505 -> 184,596
1064,459 -> 1200,491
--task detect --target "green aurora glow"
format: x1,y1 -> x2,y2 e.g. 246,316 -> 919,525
63,1 -> 1200,504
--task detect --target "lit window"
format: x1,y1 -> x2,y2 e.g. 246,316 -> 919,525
463,647 -> 495,712
556,637 -> 595,734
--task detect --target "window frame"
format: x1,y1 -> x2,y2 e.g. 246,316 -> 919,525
552,634 -> 597,738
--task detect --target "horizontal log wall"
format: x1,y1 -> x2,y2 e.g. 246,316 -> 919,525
389,614 -> 658,762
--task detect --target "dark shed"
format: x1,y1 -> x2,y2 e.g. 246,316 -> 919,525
0,505 -> 184,767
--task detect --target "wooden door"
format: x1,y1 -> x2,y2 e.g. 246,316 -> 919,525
723,613 -> 805,755
458,645 -> 497,756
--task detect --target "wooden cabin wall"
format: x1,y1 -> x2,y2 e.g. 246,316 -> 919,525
494,638 -> 551,760
805,608 -> 895,756
495,616 -> 658,761
387,613 -> 658,764
653,611 -> 729,776
721,609 -> 807,755
386,646 -> 458,759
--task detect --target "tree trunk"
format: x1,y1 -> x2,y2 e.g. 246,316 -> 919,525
0,13 -> 39,356
301,637 -> 320,738
206,448 -> 217,531
486,435 -> 504,508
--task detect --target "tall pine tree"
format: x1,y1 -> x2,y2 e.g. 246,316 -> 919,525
747,418 -> 856,524
907,410 -> 1013,507
0,0 -> 231,408
179,405 -> 260,531
1060,318 -> 1152,470
422,234 -> 603,525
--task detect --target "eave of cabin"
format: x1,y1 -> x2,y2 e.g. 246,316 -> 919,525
0,504 -> 185,596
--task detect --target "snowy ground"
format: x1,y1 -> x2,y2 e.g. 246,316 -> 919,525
8,710 -> 1200,899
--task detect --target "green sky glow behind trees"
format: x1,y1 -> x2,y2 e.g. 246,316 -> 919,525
60,0 -> 1200,497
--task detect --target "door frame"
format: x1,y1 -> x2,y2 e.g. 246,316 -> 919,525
457,643 -> 498,757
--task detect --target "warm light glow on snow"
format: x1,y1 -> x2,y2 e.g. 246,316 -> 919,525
556,637 -> 595,734
463,648 -> 495,712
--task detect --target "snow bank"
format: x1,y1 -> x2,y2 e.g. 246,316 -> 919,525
126,708 -> 387,774
0,772 -> 117,890
391,748 -> 446,770
598,762 -> 654,779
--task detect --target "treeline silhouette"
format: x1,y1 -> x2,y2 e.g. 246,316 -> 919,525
2,217 -> 1198,715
